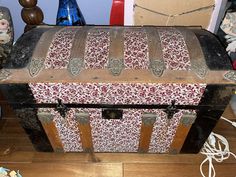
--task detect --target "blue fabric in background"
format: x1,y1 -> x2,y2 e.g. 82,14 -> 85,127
56,0 -> 86,26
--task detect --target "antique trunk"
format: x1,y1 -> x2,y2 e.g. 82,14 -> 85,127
0,26 -> 235,154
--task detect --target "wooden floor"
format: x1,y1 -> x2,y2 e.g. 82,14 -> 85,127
0,106 -> 235,177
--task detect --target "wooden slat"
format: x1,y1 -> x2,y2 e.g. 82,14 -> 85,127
138,113 -> 156,153
169,113 -> 197,154
37,112 -> 64,152
40,121 -> 64,152
169,125 -> 192,154
1,68 -> 235,84
138,125 -> 154,153
75,112 -> 94,152
124,163 -> 236,177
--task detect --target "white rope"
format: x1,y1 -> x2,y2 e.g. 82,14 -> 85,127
200,116 -> 236,177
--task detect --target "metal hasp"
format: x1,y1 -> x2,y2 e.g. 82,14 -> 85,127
164,100 -> 179,119
102,109 -> 123,120
55,99 -> 69,118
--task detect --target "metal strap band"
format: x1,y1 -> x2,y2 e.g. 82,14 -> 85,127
108,28 -> 124,76
28,27 -> 62,77
178,28 -> 208,79
37,111 -> 54,123
180,112 -> 197,127
142,113 -> 157,126
75,112 -> 90,125
68,27 -> 91,76
146,27 -> 165,77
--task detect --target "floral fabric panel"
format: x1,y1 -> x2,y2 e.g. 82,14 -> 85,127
124,29 -> 149,69
29,83 -> 206,105
45,28 -> 77,69
30,83 -> 205,152
158,28 -> 191,70
40,27 -> 193,71
84,30 -> 110,69
37,107 -> 192,153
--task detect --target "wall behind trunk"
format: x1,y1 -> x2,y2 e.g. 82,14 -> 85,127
0,0 -> 112,40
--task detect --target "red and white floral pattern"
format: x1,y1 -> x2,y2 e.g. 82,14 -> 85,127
45,28 -> 77,69
158,28 -> 191,70
124,29 -> 149,69
38,107 -> 193,153
84,30 -> 110,69
41,27 -> 193,71
29,83 -> 206,105
30,83 -> 205,152
39,108 -> 83,152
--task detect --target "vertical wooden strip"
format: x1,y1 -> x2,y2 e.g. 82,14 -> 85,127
146,27 -> 165,77
28,27 -> 62,77
169,112 -> 197,154
67,27 -> 92,76
138,113 -> 156,153
75,112 -> 94,152
37,111 -> 64,152
108,28 -> 124,76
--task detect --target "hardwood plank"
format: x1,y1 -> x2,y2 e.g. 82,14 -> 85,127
124,163 -> 236,177
0,163 -> 123,177
1,151 -> 236,164
0,119 -> 6,131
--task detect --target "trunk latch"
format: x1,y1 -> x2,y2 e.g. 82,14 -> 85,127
55,99 -> 69,118
164,100 -> 178,119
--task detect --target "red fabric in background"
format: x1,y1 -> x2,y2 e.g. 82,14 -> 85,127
110,0 -> 124,25
233,60 -> 236,70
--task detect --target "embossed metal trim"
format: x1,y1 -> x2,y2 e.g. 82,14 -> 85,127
224,71 -> 236,82
108,58 -> 124,76
67,27 -> 91,76
75,112 -> 90,125
37,111 -> 54,123
28,58 -> 44,77
149,59 -> 165,77
169,148 -> 178,155
0,69 -> 11,80
108,28 -> 124,76
191,61 -> 208,79
146,27 -> 165,77
142,113 -> 156,126
68,58 -> 84,76
180,112 -> 197,127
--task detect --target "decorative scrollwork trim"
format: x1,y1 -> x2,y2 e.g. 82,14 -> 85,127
108,58 -> 124,76
0,69 -> 11,80
149,59 -> 166,77
191,61 -> 208,79
28,57 -> 44,77
224,71 -> 236,82
68,57 -> 84,76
